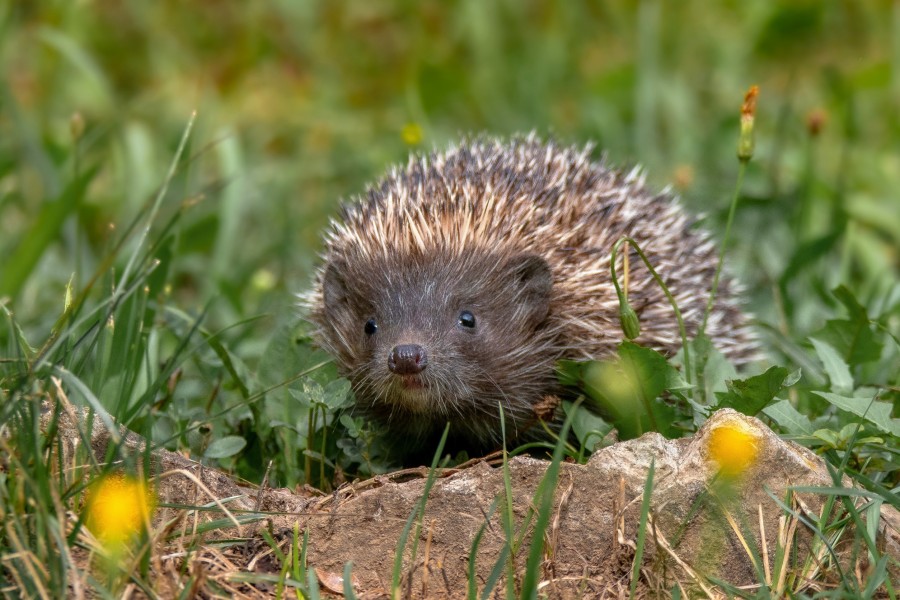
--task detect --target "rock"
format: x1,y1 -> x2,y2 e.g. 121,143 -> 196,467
300,409 -> 899,596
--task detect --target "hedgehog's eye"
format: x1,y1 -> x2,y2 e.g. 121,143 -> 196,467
364,318 -> 378,336
457,310 -> 476,329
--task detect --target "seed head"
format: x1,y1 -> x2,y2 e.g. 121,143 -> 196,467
737,85 -> 759,163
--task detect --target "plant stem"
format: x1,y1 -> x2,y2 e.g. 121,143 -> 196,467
611,237 -> 692,384
700,161 -> 747,336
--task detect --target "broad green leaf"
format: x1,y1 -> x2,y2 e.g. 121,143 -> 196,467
564,400 -> 613,451
555,359 -> 583,388
339,413 -> 361,437
715,366 -> 793,415
762,399 -> 813,435
569,342 -> 680,439
811,391 -> 900,437
290,380 -> 324,407
837,423 -> 883,446
784,369 -> 803,387
810,337 -> 854,394
618,341 -> 670,402
204,435 -> 247,459
833,285 -> 869,321
322,379 -> 353,410
812,429 -> 841,448
812,286 -> 883,366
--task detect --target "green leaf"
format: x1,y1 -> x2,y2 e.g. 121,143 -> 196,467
714,366 -> 794,416
555,360 -> 583,388
837,423 -> 882,445
812,428 -> 842,448
322,379 -> 353,410
570,342 -> 680,439
564,400 -> 613,451
810,337 -> 854,394
762,399 -> 813,435
145,235 -> 174,306
812,286 -> 883,366
0,167 -> 98,298
783,369 -> 803,387
339,413 -> 361,437
0,303 -> 36,360
833,285 -> 869,321
778,230 -> 842,292
811,391 -> 900,437
690,334 -> 737,404
291,380 -> 324,407
204,435 -> 247,459
618,341 -> 669,401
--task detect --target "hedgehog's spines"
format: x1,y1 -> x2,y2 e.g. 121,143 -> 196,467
305,137 -> 756,449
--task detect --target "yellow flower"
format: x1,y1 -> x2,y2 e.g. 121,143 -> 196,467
707,423 -> 759,476
85,474 -> 155,547
401,122 -> 423,146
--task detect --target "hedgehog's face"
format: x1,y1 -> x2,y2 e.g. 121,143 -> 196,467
317,251 -> 559,441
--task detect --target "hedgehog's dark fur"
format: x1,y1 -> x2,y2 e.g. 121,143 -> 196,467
304,137 -> 753,451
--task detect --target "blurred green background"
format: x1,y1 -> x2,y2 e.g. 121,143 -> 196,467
3,0 -> 898,328
1,1 -> 898,479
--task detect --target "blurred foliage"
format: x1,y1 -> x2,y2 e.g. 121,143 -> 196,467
0,0 -> 898,489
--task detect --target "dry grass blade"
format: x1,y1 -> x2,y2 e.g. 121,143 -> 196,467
721,503 -> 758,573
759,504 -> 771,585
421,518 -> 434,597
548,474 -> 574,583
1,550 -> 52,600
775,502 -> 800,595
646,514 -> 721,599
155,468 -> 245,533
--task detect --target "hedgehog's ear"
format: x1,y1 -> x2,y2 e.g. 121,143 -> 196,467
506,254 -> 552,327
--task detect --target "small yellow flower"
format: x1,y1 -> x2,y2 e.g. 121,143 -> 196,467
707,423 -> 759,476
401,122 -> 423,146
85,474 -> 155,547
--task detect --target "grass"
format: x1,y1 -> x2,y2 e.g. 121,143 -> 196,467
1,0 -> 899,596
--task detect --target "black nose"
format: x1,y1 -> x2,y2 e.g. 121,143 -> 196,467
388,344 -> 428,375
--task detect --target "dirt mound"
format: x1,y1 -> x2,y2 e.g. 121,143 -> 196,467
48,399 -> 899,598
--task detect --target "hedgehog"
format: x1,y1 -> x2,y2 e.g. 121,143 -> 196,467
304,137 -> 753,451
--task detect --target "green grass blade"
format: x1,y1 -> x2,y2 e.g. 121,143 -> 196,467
306,565 -> 321,600
519,401 -> 578,599
629,459 -> 654,600
390,423 -> 449,600
468,496 -> 501,600
343,562 -> 358,599
118,112 -> 195,299
0,167 -> 97,298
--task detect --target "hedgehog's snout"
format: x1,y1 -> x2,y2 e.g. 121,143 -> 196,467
388,343 -> 428,375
